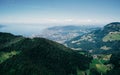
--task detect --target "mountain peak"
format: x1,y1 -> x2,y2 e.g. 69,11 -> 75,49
105,22 -> 120,28
104,22 -> 120,32
109,22 -> 120,25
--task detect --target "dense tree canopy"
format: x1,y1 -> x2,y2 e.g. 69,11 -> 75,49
0,32 -> 92,75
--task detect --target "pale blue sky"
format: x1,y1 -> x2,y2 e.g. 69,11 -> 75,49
0,0 -> 120,24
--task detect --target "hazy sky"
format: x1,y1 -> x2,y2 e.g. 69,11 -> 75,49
0,0 -> 120,24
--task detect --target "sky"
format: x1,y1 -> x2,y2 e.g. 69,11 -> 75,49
0,0 -> 120,36
0,0 -> 120,25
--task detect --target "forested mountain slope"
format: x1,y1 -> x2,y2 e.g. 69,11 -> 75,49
0,32 -> 92,75
66,22 -> 120,54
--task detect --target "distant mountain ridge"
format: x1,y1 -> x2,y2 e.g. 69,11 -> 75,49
65,22 -> 120,54
0,25 -> 4,28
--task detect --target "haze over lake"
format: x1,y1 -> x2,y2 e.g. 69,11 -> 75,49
0,23 -> 52,36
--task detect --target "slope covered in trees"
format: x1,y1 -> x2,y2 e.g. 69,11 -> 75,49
65,22 -> 120,54
107,52 -> 120,75
0,32 -> 92,75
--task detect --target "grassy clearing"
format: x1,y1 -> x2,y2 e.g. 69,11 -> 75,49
0,50 -> 20,63
96,64 -> 107,73
90,54 -> 112,74
90,59 -> 108,74
103,32 -> 120,42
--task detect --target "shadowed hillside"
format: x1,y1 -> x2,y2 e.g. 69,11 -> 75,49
0,32 -> 92,75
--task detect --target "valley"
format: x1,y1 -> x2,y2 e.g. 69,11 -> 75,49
33,25 -> 100,44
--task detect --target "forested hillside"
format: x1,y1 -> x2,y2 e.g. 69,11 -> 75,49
0,32 -> 92,75
65,22 -> 120,54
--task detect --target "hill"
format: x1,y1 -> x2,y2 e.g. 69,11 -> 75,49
0,32 -> 92,75
65,22 -> 120,54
